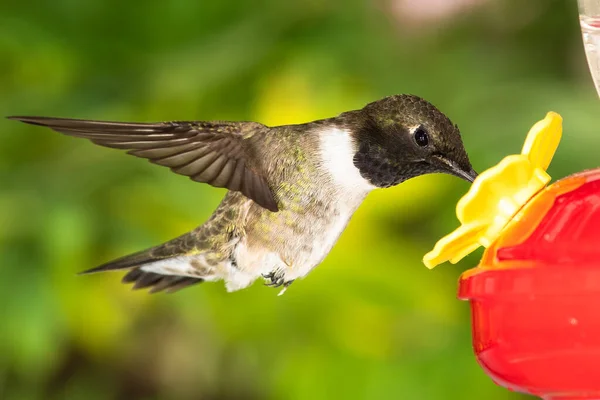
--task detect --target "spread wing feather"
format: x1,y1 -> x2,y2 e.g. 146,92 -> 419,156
9,116 -> 278,211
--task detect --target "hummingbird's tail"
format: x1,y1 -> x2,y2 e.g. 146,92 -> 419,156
121,268 -> 203,294
80,235 -> 206,294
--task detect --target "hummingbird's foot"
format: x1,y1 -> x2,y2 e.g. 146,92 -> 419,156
263,270 -> 294,295
262,270 -> 285,287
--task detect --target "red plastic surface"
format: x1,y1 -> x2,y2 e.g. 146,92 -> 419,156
458,169 -> 600,400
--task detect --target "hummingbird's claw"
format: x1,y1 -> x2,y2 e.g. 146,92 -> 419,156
262,270 -> 283,287
262,270 -> 294,293
265,280 -> 284,287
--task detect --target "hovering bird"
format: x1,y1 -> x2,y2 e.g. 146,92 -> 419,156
9,94 -> 477,295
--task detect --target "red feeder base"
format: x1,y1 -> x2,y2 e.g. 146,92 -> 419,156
458,169 -> 600,399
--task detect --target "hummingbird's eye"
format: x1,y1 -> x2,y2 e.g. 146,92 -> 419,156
413,126 -> 429,147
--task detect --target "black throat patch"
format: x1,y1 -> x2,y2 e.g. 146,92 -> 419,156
353,143 -> 437,188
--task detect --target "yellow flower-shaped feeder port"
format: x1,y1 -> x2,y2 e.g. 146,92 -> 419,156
423,112 -> 563,269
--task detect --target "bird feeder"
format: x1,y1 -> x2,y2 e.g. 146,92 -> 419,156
424,112 -> 600,400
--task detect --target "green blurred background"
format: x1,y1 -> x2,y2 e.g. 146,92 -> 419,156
2,0 -> 600,398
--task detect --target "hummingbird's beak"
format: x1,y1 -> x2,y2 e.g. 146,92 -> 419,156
432,155 -> 478,183
454,167 -> 478,183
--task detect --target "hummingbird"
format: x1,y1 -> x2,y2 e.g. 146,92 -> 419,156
9,94 -> 477,295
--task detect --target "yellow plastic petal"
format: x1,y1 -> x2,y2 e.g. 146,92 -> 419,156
521,111 -> 562,171
423,112 -> 562,269
423,222 -> 487,269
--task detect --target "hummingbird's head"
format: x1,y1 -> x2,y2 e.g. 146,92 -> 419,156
351,94 -> 477,187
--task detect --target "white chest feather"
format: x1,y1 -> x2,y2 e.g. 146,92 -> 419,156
232,128 -> 376,285
292,204 -> 355,276
317,127 -> 377,193
282,127 -> 376,278
233,203 -> 359,288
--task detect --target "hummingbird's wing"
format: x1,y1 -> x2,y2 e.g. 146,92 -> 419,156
9,117 -> 278,211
